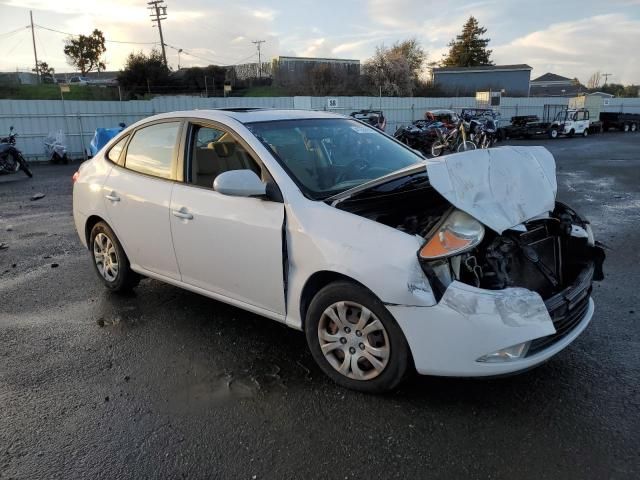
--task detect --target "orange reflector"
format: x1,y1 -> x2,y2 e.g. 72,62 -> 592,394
72,171 -> 80,183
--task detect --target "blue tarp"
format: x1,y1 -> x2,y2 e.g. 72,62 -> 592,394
89,127 -> 123,157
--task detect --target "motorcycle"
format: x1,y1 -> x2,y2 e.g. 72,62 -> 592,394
0,126 -> 33,178
474,118 -> 497,149
393,120 -> 444,156
430,119 -> 476,157
44,130 -> 69,164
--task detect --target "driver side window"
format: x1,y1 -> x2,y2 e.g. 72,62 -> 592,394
187,124 -> 262,189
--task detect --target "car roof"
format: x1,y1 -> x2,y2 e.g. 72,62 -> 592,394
141,108 -> 345,125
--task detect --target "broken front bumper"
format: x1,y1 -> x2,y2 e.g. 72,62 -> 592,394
389,262 -> 597,377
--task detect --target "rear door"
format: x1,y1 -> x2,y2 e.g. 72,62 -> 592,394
169,121 -> 286,315
102,120 -> 183,280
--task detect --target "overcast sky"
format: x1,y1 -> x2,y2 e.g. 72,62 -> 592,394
1,0 -> 639,84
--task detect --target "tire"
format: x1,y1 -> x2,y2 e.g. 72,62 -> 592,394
632,123 -> 638,132
548,128 -> 559,139
582,128 -> 589,137
457,140 -> 476,152
623,123 -> 630,132
431,141 -> 445,157
89,221 -> 139,292
304,281 -> 411,393
18,156 -> 33,178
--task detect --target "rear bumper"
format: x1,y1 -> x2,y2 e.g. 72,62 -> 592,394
389,277 -> 595,377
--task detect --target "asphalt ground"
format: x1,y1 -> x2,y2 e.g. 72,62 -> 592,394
1,133 -> 639,479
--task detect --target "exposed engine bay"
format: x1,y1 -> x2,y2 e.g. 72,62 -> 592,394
334,172 -> 605,304
423,202 -> 605,301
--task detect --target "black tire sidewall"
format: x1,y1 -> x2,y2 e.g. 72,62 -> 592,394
304,281 -> 411,393
89,222 -> 137,291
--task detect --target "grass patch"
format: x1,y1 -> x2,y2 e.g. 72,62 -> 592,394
0,84 -> 120,100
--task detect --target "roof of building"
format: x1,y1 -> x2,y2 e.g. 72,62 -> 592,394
433,64 -> 532,73
529,83 -> 587,97
531,72 -> 573,83
587,91 -> 615,98
277,56 -> 359,63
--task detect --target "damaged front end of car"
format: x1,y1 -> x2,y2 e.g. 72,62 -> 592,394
419,203 -> 605,359
330,146 -> 605,375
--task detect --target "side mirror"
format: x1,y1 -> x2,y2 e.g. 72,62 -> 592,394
214,170 -> 266,198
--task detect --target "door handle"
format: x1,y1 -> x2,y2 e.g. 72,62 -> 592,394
172,208 -> 193,220
105,192 -> 120,202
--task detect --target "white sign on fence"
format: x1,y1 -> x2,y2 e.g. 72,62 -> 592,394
327,98 -> 339,109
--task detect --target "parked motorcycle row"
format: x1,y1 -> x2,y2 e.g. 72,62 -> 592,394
0,122 -> 127,180
393,108 -> 500,157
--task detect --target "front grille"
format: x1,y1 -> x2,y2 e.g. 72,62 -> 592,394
527,263 -> 594,356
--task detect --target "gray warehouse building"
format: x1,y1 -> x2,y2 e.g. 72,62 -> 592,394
432,64 -> 532,97
273,56 -> 360,87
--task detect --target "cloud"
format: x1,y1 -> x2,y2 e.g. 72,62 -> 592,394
493,14 -> 640,84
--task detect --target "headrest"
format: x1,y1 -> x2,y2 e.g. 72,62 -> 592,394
210,142 -> 236,158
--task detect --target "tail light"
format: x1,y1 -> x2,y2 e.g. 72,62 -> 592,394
72,171 -> 80,183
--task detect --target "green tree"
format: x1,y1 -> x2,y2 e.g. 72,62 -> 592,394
63,29 -> 106,75
442,16 -> 493,67
117,49 -> 169,91
33,61 -> 55,77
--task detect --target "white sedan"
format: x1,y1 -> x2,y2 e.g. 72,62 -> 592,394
72,109 -> 605,392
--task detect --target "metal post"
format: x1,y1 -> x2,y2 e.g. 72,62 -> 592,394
30,11 -> 39,83
77,114 -> 87,161
204,76 -> 208,97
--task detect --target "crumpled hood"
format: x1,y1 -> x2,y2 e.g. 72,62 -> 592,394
425,146 -> 557,234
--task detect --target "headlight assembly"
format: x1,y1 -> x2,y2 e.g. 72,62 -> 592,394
419,209 -> 485,260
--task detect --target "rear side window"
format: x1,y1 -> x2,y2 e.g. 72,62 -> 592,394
107,135 -> 128,163
124,122 -> 181,179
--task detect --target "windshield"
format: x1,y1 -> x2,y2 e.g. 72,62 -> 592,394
246,118 -> 422,199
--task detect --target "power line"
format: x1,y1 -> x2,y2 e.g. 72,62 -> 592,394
602,73 -> 612,86
0,26 -> 29,39
35,24 -> 158,45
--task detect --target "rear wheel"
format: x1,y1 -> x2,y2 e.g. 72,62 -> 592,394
623,123 -> 630,132
631,123 -> 638,132
90,222 -> 139,292
582,128 -> 589,137
549,128 -> 559,139
305,281 -> 411,393
431,141 -> 445,157
17,155 -> 32,177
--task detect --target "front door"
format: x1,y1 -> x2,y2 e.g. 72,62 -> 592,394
103,120 -> 182,280
169,122 -> 286,315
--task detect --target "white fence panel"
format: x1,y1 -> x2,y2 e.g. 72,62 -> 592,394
1,95 -> 638,160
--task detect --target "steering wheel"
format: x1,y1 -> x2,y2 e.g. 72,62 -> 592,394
336,158 -> 370,183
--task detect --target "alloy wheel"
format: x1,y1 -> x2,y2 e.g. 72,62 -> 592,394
93,232 -> 119,282
318,301 -> 390,381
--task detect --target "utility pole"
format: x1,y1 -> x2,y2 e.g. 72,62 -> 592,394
252,40 -> 265,78
30,11 -> 39,83
148,0 -> 168,67
602,73 -> 612,86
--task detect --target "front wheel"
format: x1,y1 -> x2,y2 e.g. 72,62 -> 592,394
582,128 -> 589,137
457,140 -> 477,152
305,281 -> 411,393
90,222 -> 139,292
549,128 -> 559,139
631,123 -> 638,132
431,141 -> 445,157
